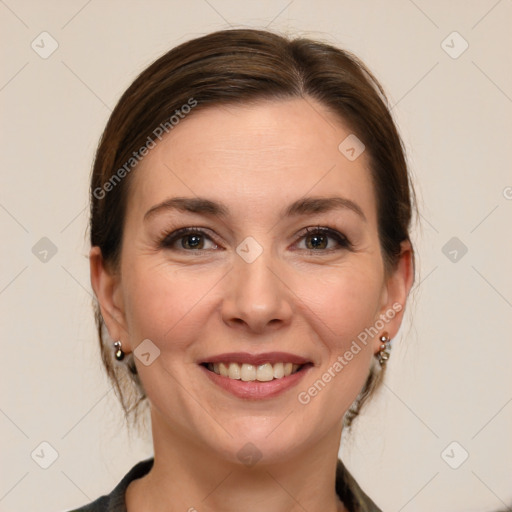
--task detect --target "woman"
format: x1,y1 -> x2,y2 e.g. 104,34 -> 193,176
76,28 -> 415,512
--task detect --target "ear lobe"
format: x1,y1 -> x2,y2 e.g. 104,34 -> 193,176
89,246 -> 130,350
377,240 -> 415,341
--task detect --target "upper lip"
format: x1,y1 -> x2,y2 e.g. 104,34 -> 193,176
199,352 -> 311,366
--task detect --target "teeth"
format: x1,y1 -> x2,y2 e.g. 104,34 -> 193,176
207,362 -> 303,381
241,363 -> 256,381
273,362 -> 284,379
256,363 -> 274,382
219,362 -> 229,377
228,362 -> 240,380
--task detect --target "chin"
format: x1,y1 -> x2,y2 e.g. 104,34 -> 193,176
209,422 -> 312,467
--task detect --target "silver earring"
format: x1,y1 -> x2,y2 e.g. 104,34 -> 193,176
377,333 -> 391,365
114,340 -> 125,361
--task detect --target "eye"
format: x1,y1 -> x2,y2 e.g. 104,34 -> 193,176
159,227 -> 219,251
295,226 -> 353,252
158,226 -> 352,253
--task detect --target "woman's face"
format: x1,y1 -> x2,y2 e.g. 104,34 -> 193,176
93,97 -> 412,464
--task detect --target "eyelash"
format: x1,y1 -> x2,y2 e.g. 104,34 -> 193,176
158,226 -> 353,254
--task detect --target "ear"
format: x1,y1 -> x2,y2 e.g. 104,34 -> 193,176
89,246 -> 131,353
375,240 -> 415,349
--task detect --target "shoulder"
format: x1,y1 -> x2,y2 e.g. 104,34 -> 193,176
66,458 -> 154,512
66,495 -> 109,512
336,458 -> 382,512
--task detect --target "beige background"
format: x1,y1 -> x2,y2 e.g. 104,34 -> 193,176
1,1 -> 511,511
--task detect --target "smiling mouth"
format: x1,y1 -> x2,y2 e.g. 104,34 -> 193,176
201,362 -> 312,382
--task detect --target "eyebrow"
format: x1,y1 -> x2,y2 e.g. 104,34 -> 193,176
144,196 -> 366,222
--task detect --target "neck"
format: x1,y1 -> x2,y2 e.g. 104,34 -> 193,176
126,408 -> 348,512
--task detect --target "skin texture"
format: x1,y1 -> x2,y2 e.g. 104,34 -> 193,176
90,97 -> 414,512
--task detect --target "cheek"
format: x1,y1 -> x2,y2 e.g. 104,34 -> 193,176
293,263 -> 383,414
295,259 -> 384,345
122,259 -> 223,351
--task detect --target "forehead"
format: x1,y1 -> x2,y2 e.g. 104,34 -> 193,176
126,97 -> 377,225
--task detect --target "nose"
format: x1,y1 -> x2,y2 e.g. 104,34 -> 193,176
221,249 -> 293,335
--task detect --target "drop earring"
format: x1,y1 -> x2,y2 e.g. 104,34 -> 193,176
377,333 -> 391,365
114,340 -> 125,361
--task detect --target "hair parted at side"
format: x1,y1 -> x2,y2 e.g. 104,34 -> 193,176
89,28 -> 416,432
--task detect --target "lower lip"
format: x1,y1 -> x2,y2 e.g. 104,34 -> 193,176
199,364 -> 312,400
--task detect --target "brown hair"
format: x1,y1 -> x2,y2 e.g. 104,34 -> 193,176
89,28 -> 416,431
